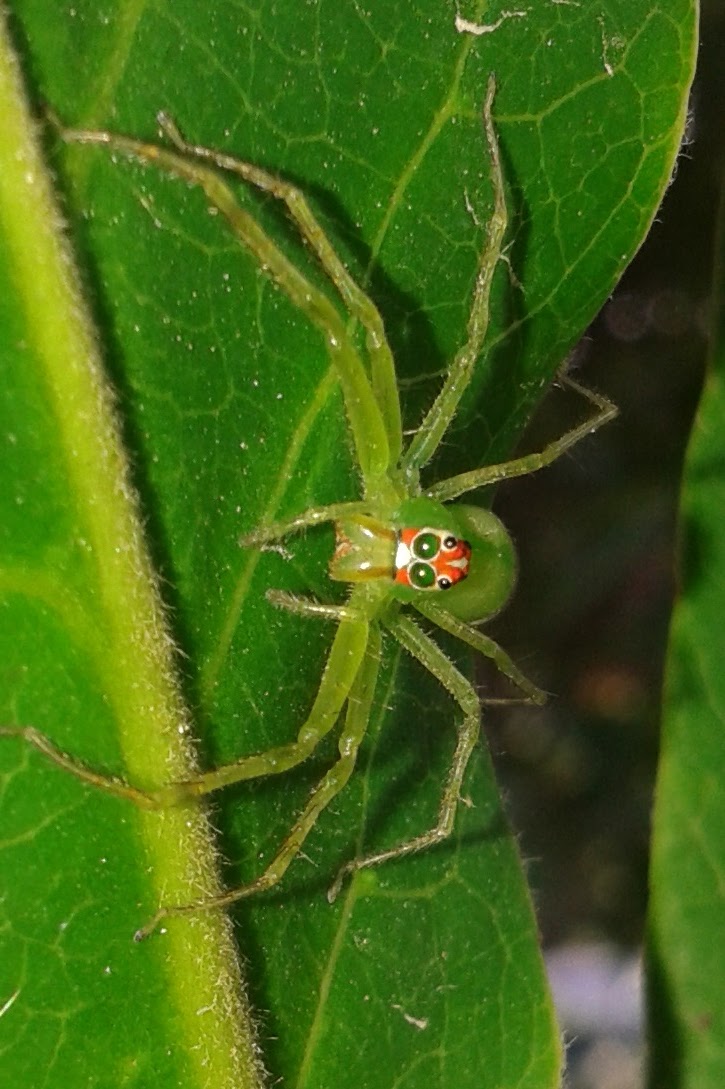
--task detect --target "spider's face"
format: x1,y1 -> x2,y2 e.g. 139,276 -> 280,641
394,527 -> 471,592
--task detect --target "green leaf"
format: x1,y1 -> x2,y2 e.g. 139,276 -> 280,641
647,164 -> 725,1085
0,2 -> 695,1088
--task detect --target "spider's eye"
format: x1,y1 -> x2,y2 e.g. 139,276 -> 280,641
437,576 -> 452,590
411,531 -> 440,560
408,561 -> 436,589
442,535 -> 458,551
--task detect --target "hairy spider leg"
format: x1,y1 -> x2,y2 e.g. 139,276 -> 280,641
328,612 -> 483,901
1,612 -> 369,808
237,377 -> 616,550
155,112 -> 403,464
265,590 -> 364,623
413,597 -> 547,705
0,723 -> 158,809
400,73 -> 507,483
238,500 -> 370,549
321,586 -> 548,900
135,627 -> 382,940
60,121 -> 394,494
428,374 -> 618,503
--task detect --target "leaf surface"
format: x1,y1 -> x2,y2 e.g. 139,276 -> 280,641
647,154 -> 725,1088
0,2 -> 696,1086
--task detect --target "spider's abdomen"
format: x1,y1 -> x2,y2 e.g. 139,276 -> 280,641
394,527 -> 471,591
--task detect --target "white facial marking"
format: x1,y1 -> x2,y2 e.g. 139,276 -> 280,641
395,539 -> 412,572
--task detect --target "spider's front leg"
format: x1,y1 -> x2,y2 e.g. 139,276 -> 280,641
240,504 -> 385,622
154,111 -> 402,462
59,117 -> 394,488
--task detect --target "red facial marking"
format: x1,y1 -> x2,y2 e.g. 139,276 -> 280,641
394,527 -> 472,591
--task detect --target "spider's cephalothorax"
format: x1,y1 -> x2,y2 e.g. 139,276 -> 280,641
394,526 -> 471,591
329,513 -> 471,591
329,497 -> 519,623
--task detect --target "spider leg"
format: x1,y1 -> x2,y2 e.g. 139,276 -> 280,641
136,627 -> 382,938
60,123 -> 391,488
426,375 -> 617,502
239,500 -> 369,548
401,73 -> 507,479
266,589 -> 363,623
156,114 -> 402,464
328,611 -> 481,901
2,615 -> 369,808
0,724 -> 157,807
414,598 -> 547,704
149,613 -> 371,802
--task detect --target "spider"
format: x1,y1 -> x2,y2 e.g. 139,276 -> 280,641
5,76 -> 615,939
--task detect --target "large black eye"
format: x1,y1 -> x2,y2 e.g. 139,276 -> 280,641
409,561 -> 436,589
412,531 -> 440,560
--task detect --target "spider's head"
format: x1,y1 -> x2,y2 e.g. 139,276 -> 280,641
393,527 -> 471,592
391,497 -> 517,622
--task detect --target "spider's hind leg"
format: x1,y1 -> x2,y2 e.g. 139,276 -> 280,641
426,374 -> 617,503
328,611 -> 483,902
401,73 -> 507,479
414,597 -> 547,705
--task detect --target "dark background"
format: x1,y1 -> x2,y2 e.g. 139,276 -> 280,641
488,0 -> 721,971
